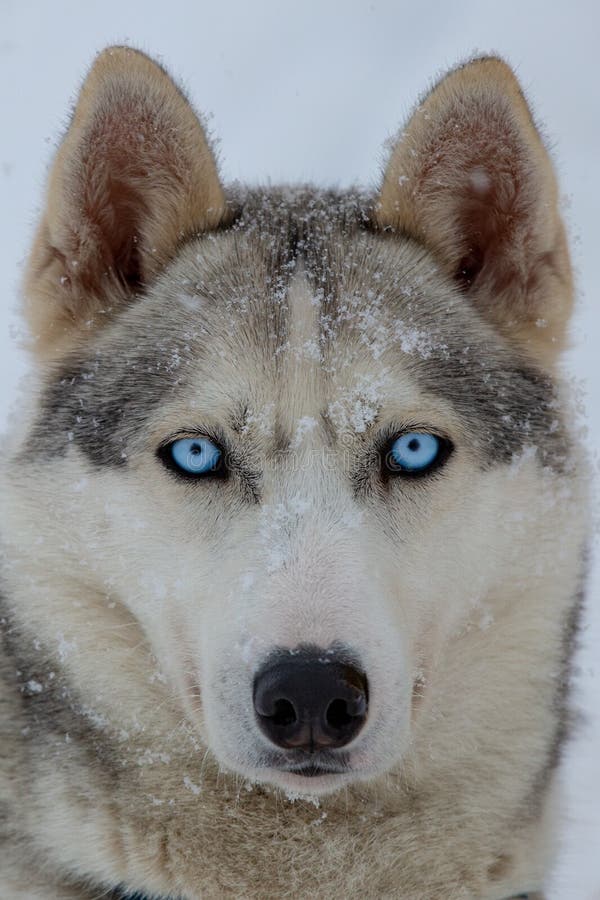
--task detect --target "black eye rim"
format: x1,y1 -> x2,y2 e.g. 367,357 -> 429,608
156,433 -> 229,481
381,430 -> 454,479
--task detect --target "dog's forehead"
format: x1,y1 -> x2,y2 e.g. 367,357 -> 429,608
158,189 -> 463,400
140,190 -> 461,440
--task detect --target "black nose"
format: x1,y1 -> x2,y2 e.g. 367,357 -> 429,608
253,648 -> 368,751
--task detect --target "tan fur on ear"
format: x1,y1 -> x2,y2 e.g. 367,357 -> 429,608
24,46 -> 227,357
376,57 -> 573,368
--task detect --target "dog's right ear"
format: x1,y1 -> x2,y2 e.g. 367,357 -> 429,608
375,57 -> 573,369
24,46 -> 226,358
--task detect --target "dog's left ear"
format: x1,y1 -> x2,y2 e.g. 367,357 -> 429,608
376,57 -> 572,367
24,46 -> 226,358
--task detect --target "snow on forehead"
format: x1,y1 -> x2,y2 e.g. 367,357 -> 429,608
163,186 -> 459,383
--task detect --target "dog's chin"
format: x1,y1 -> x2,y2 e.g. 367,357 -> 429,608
253,766 -> 357,797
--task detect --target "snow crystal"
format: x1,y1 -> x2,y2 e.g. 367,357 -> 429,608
468,167 -> 492,195
56,633 -> 77,662
311,811 -> 328,825
507,445 -> 539,474
283,790 -> 321,807
291,416 -> 317,449
259,495 -> 312,573
393,320 -> 446,359
299,338 -> 322,362
241,403 -> 275,438
178,291 -> 203,312
137,748 -> 172,767
183,775 -> 201,795
340,509 -> 364,529
327,372 -> 390,434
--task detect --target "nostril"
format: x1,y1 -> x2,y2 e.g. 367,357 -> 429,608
272,698 -> 296,727
325,675 -> 368,730
325,698 -> 353,730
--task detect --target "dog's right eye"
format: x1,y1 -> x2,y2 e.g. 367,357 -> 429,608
383,431 -> 452,477
159,437 -> 224,478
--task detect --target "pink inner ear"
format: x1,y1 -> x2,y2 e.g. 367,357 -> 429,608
452,168 -> 494,290
73,105 -> 170,293
86,173 -> 147,292
450,160 -> 528,294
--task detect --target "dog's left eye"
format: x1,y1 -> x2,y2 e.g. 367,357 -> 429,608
385,432 -> 448,475
161,437 -> 223,477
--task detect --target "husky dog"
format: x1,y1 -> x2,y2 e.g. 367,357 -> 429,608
0,47 -> 588,899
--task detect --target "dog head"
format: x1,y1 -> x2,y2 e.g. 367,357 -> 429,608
5,48 -> 582,797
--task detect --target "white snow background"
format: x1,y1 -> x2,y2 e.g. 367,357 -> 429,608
0,1 -> 598,896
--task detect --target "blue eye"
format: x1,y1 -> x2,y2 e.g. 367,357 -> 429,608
166,437 -> 223,476
386,432 -> 446,475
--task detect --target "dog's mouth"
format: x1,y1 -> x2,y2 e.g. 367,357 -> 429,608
259,764 -> 355,795
283,763 -> 348,777
254,750 -> 357,791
